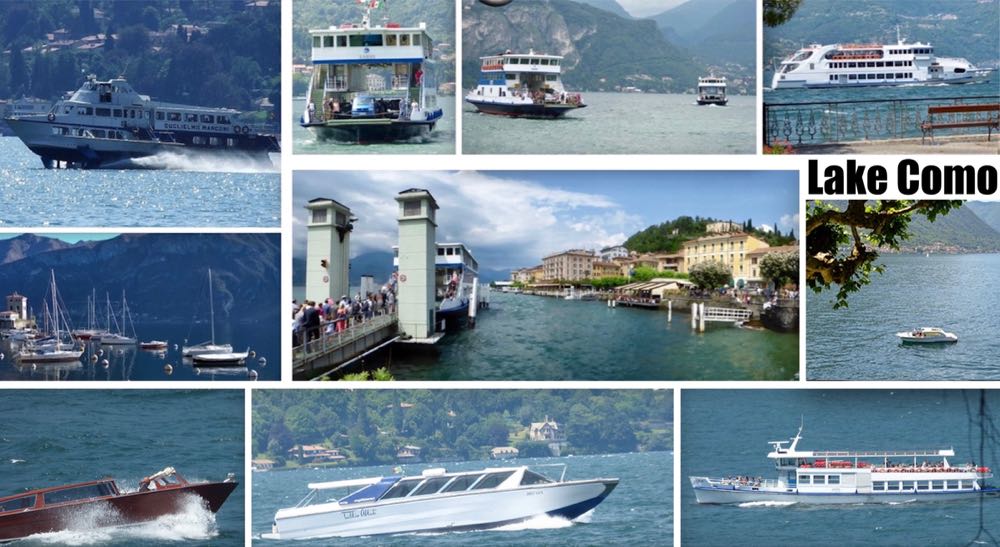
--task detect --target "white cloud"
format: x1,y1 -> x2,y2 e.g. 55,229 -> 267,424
779,213 -> 800,233
293,171 -> 644,271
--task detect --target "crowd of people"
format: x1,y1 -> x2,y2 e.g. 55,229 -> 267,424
292,283 -> 397,350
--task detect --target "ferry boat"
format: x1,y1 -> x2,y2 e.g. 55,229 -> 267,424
261,464 -> 618,539
466,50 -> 585,118
4,76 -> 279,169
393,242 -> 479,324
0,467 -> 237,542
772,32 -> 994,89
690,426 -> 996,504
696,76 -> 728,105
896,327 -> 958,344
0,98 -> 51,135
300,3 -> 443,144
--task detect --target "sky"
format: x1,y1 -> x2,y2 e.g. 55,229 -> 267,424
293,171 -> 799,273
616,0 -> 687,18
0,233 -> 118,243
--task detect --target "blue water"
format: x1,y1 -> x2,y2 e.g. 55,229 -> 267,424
682,389 -> 1000,546
0,137 -> 280,228
0,389 -> 245,545
252,451 -> 671,545
292,97 -> 456,154
808,254 -> 1000,381
463,92 -> 756,154
0,321 -> 279,382
390,292 -> 798,381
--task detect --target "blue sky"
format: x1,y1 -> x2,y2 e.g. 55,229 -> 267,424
294,171 -> 799,273
0,233 -> 117,243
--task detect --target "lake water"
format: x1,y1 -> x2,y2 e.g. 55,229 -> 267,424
463,92 -> 756,154
251,451 -> 672,544
0,389 -> 245,546
0,137 -> 280,228
388,292 -> 797,381
0,320 -> 279,381
808,253 -> 1000,381
292,97 -> 456,154
682,389 -> 1000,546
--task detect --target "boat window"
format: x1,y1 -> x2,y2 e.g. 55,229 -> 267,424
954,68 -> 965,74
400,34 -> 410,46
441,474 -> 482,492
551,59 -> 559,66
471,471 -> 515,490
95,107 -> 111,117
156,112 -> 164,120
337,35 -> 347,47
168,112 -> 181,121
505,74 -> 516,80
314,36 -> 321,48
217,115 -> 230,125
386,34 -> 397,46
186,113 -> 198,122
546,75 -> 557,81
540,59 -> 549,65
201,114 -> 214,123
917,481 -> 929,490
520,470 -> 553,486
902,481 -> 914,490
437,248 -> 445,255
530,58 -> 539,65
409,477 -> 451,497
799,474 -> 811,484
380,479 -> 421,500
43,483 -> 115,505
0,495 -> 34,512
347,34 -> 363,47
193,136 -> 205,145
320,36 -> 332,48
413,34 -> 421,46
209,137 -> 219,146
92,129 -> 106,138
932,481 -> 944,490
363,34 -> 383,46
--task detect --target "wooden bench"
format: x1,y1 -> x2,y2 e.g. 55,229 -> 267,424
920,103 -> 999,144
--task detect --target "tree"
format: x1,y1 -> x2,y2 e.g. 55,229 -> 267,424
688,260 -> 732,290
764,0 -> 803,27
116,25 -> 150,53
759,251 -> 799,288
9,46 -> 29,96
806,200 -> 962,308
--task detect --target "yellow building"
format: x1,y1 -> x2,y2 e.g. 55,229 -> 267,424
680,232 -> 770,284
542,250 -> 594,281
592,260 -> 621,278
746,244 -> 800,285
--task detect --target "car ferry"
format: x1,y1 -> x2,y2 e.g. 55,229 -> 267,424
300,3 -> 443,144
4,76 -> 279,169
696,76 -> 728,105
772,30 -> 994,89
0,467 -> 237,542
393,242 -> 479,325
262,464 -> 617,540
690,426 -> 996,504
466,50 -> 585,118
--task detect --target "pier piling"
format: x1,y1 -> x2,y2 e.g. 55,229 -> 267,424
698,303 -> 705,332
468,277 -> 479,328
667,300 -> 672,322
691,303 -> 697,329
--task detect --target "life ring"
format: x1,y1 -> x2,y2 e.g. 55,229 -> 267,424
242,125 -> 250,134
47,113 -> 55,122
234,125 -> 242,134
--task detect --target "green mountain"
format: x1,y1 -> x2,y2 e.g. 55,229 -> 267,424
624,216 -> 796,254
571,0 -> 632,19
764,0 -> 1000,69
462,0 -> 703,92
964,202 -> 1000,234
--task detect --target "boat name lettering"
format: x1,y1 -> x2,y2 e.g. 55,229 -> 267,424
342,508 -> 376,519
162,123 -> 230,132
526,490 -> 543,496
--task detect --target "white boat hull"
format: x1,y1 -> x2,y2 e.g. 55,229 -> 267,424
182,343 -> 234,357
18,349 -> 84,363
691,482 -> 986,504
268,479 -> 616,539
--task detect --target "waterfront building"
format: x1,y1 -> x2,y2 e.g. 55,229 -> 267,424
599,245 -> 629,262
746,244 -> 800,286
397,445 -> 423,463
654,253 -> 683,272
592,260 -> 621,278
288,444 -> 346,464
0,293 -> 33,330
680,232 -> 770,285
706,221 -> 742,233
490,446 -> 519,459
542,250 -> 594,281
529,417 -> 565,442
512,266 -> 542,283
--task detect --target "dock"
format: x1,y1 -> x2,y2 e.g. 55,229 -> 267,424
293,313 -> 399,380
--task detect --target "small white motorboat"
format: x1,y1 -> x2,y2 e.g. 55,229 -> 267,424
896,327 -> 958,344
192,348 -> 249,367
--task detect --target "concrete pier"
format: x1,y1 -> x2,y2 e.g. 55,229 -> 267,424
395,189 -> 438,341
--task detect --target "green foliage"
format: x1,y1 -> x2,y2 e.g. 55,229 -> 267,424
338,367 -> 394,381
763,0 -> 802,27
688,260 -> 732,289
253,390 -> 673,466
624,215 -> 711,253
589,276 -> 628,290
759,251 -> 799,287
806,200 -> 964,309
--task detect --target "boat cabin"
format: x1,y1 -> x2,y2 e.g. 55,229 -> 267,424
478,52 -> 564,96
0,479 -> 120,513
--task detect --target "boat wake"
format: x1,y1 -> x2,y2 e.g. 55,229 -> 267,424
24,494 -> 218,545
737,500 -> 797,508
112,150 -> 279,173
887,499 -> 917,505
493,513 -> 576,531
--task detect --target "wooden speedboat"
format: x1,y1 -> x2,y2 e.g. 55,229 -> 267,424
0,467 -> 237,542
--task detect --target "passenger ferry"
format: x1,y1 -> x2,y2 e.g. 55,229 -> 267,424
393,242 -> 479,324
690,426 -> 996,504
466,50 -> 585,118
262,464 -> 617,539
4,76 -> 279,168
772,31 -> 994,89
696,76 -> 728,106
300,3 -> 443,144
0,98 -> 51,135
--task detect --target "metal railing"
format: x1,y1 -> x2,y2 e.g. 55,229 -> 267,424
293,312 -> 397,363
763,94 -> 999,145
324,76 -> 348,92
703,307 -> 752,322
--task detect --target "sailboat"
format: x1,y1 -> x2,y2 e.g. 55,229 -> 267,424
98,291 -> 138,345
182,269 -> 236,358
72,289 -> 106,340
17,271 -> 84,363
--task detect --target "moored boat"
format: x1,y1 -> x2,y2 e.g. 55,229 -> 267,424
192,347 -> 250,367
466,50 -> 585,118
16,271 -> 83,364
140,340 -> 169,351
690,426 -> 996,504
4,76 -> 279,169
262,464 -> 617,540
0,467 -> 237,542
392,242 -> 479,326
182,269 -> 235,358
300,3 -> 443,144
896,327 -> 958,344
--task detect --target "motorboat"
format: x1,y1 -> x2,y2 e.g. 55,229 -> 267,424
300,3 -> 443,143
772,29 -> 994,89
4,75 -> 279,169
192,347 -> 250,367
466,50 -> 586,118
690,426 -> 996,504
696,76 -> 728,105
392,241 -> 480,327
182,269 -> 235,358
0,467 -> 238,542
262,464 -> 618,539
896,327 -> 958,344
139,340 -> 169,350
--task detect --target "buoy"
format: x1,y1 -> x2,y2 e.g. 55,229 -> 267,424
31,363 -> 37,371
0,352 -> 4,360
258,357 -> 266,367
90,355 -> 98,363
101,359 -> 109,368
248,370 -> 258,380
97,349 -> 104,357
173,344 -> 179,350
116,349 -> 123,356
249,350 -> 256,358
164,364 -> 173,375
